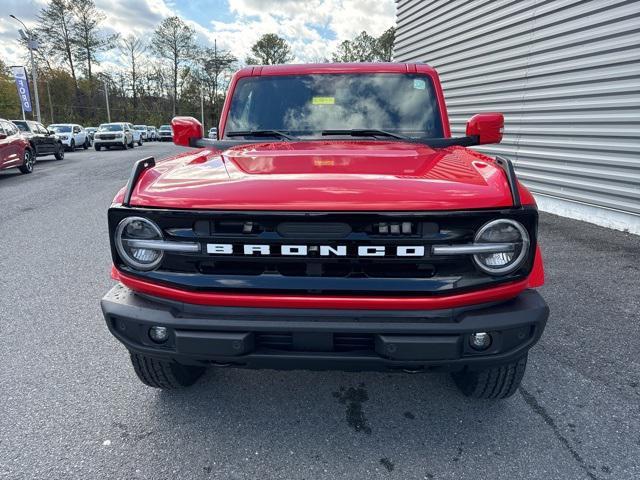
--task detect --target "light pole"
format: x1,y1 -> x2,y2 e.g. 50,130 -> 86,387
103,80 -> 111,123
10,15 -> 41,123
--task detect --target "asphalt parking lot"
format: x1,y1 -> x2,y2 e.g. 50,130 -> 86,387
0,142 -> 638,480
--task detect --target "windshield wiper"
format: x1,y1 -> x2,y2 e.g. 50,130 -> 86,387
321,129 -> 410,140
226,130 -> 298,141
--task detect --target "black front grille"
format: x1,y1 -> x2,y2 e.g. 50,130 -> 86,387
109,208 -> 538,296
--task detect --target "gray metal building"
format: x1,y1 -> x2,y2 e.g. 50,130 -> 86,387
394,0 -> 640,234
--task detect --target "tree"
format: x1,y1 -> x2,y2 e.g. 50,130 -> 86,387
332,31 -> 378,62
331,28 -> 396,62
0,60 -> 21,119
198,42 -> 236,124
72,0 -> 117,82
119,35 -> 146,110
246,34 -> 292,65
151,16 -> 196,117
36,0 -> 78,87
376,27 -> 396,62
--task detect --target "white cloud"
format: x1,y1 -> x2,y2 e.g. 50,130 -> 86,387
219,0 -> 395,62
0,0 -> 396,71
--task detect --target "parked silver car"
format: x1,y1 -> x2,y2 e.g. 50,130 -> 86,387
158,124 -> 173,141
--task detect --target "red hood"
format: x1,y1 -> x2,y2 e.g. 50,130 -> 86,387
127,141 -> 516,211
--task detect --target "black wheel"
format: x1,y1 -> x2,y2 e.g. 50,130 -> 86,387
18,149 -> 35,174
122,141 -> 128,150
128,138 -> 134,148
451,355 -> 527,399
130,353 -> 205,389
94,144 -> 101,151
54,143 -> 65,160
83,138 -> 89,149
138,139 -> 143,146
69,139 -> 75,151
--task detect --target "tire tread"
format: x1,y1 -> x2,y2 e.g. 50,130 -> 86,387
452,355 -> 527,399
130,353 -> 204,389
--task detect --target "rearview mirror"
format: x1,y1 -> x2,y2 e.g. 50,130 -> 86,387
171,116 -> 203,147
466,113 -> 504,145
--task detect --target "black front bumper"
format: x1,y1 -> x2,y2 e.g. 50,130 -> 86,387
101,284 -> 548,372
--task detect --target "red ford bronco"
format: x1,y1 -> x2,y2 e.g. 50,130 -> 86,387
101,63 -> 548,399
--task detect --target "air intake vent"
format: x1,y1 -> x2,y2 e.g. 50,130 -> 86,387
277,222 -> 351,239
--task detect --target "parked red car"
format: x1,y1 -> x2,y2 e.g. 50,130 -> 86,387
0,119 -> 34,174
102,63 -> 548,399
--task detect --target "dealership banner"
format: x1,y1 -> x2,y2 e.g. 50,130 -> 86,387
11,66 -> 32,113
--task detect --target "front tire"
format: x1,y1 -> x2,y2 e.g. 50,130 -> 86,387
451,355 -> 527,399
128,138 -> 134,149
130,353 -> 205,389
69,139 -> 75,151
94,144 -> 101,151
18,149 -> 35,174
138,138 -> 143,146
54,144 -> 65,160
83,138 -> 89,149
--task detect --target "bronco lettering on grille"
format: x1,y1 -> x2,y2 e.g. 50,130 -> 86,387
206,244 -> 426,257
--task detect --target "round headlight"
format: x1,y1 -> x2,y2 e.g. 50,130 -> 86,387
473,219 -> 530,275
115,217 -> 164,271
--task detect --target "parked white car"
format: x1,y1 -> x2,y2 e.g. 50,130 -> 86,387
133,125 -> 149,142
48,123 -> 90,151
128,123 -> 143,146
93,123 -> 135,150
147,126 -> 158,141
208,127 -> 218,139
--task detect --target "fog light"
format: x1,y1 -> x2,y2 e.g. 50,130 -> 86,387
469,332 -> 492,350
149,326 -> 169,343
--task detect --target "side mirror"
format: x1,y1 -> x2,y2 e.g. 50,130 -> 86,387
0,133 -> 7,140
466,113 -> 504,145
171,116 -> 202,147
48,129 -> 55,135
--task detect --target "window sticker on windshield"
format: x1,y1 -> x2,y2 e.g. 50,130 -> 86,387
312,96 -> 335,105
413,79 -> 426,90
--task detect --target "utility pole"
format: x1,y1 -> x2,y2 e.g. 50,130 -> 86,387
200,84 -> 205,132
10,15 -> 41,123
213,39 -> 217,126
46,80 -> 54,124
104,80 -> 111,122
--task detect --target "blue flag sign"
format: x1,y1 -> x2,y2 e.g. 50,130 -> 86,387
11,66 -> 32,113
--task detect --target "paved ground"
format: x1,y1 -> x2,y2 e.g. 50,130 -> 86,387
0,142 -> 638,480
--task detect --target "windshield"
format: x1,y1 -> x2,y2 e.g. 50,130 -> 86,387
50,125 -> 72,133
98,124 -> 124,132
133,125 -> 146,130
86,128 -> 97,132
13,121 -> 29,132
159,125 -> 171,131
226,74 -> 443,139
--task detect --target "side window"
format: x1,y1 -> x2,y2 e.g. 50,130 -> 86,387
5,122 -> 17,135
0,122 -> 7,135
73,126 -> 80,134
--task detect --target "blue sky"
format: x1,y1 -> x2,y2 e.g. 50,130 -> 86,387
1,0 -> 396,68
